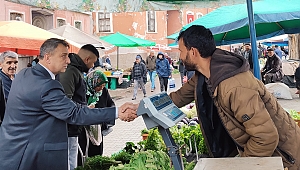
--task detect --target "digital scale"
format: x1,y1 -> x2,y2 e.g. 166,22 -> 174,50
137,92 -> 186,170
137,92 -> 285,170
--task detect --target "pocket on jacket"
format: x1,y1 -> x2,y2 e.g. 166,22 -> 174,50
44,142 -> 68,151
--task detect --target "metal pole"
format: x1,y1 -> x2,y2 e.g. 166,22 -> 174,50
117,46 -> 119,70
246,0 -> 261,79
158,126 -> 184,170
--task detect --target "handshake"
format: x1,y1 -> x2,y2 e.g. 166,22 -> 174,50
118,102 -> 139,122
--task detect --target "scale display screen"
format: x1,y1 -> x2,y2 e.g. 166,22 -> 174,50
150,93 -> 173,111
138,92 -> 187,129
163,106 -> 185,121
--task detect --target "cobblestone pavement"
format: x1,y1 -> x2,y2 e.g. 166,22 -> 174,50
103,73 -> 300,156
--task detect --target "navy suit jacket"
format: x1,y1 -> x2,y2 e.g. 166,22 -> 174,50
0,64 -> 116,170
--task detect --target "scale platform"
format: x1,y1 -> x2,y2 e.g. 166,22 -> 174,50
194,157 -> 284,170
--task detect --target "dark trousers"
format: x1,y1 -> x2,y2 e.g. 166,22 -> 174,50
159,76 -> 168,92
261,72 -> 276,84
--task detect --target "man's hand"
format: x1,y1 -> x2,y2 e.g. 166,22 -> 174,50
118,102 -> 138,122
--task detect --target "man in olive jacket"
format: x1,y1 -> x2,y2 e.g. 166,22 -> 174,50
169,25 -> 300,170
146,50 -> 157,92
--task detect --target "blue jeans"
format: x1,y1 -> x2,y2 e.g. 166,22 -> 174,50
148,70 -> 156,90
68,137 -> 78,170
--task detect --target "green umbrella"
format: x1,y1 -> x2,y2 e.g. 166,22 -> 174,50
180,0 -> 300,45
166,32 -> 179,40
100,32 -> 156,69
160,0 -> 300,78
166,0 -> 300,44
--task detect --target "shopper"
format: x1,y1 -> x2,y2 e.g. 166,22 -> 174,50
156,52 -> 171,92
131,55 -> 147,100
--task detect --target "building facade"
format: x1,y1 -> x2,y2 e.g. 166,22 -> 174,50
0,0 -> 92,71
91,8 -> 214,69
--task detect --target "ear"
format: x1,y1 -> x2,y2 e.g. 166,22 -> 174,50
191,47 -> 200,58
44,53 -> 51,64
190,47 -> 196,57
84,56 -> 90,64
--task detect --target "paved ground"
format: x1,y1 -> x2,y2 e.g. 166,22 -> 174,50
103,73 -> 300,156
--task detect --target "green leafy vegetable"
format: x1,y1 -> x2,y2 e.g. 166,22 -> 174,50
289,109 -> 300,120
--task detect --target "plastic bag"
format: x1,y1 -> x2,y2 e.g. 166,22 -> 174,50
168,78 -> 175,88
265,83 -> 292,100
85,125 -> 102,146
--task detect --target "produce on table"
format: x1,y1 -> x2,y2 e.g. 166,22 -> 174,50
289,109 -> 300,120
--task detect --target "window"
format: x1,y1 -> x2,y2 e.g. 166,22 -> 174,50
10,12 -> 23,21
98,12 -> 111,32
57,18 -> 66,27
74,21 -> 82,30
197,13 -> 203,19
186,11 -> 194,24
147,11 -> 156,33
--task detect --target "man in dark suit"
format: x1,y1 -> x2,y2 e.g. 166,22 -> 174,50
0,38 -> 138,170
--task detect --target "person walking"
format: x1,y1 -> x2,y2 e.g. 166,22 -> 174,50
146,51 -> 156,92
156,52 -> 171,92
131,55 -> 147,100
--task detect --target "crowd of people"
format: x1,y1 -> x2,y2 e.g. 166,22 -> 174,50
233,42 -> 290,86
0,39 -> 138,170
0,25 -> 299,170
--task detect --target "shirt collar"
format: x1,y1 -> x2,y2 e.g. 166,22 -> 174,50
0,69 -> 15,80
39,63 -> 55,80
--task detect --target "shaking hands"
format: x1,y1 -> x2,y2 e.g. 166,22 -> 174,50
118,102 -> 138,122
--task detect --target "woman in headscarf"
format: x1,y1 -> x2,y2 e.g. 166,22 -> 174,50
78,70 -> 115,165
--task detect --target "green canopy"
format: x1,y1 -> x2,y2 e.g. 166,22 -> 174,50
181,0 -> 300,45
100,32 -> 156,69
157,0 -> 300,79
166,32 -> 179,40
100,32 -> 156,47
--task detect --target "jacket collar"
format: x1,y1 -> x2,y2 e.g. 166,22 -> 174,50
33,63 -> 53,80
207,48 -> 249,95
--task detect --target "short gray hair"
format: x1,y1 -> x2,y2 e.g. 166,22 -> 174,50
0,51 -> 18,63
40,38 -> 69,59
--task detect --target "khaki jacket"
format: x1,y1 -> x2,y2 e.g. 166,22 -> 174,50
170,49 -> 300,170
146,55 -> 156,71
170,71 -> 300,170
